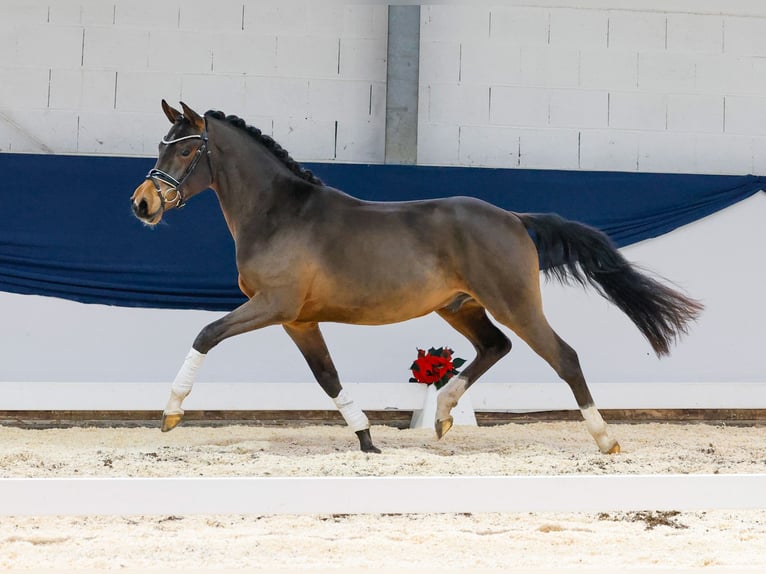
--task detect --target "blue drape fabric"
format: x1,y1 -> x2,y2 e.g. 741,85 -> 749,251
0,153 -> 762,311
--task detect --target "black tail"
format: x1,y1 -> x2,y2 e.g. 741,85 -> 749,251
519,213 -> 703,356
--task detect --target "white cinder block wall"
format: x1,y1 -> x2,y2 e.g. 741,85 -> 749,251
4,1 -> 766,174
418,3 -> 766,174
0,0 -> 388,162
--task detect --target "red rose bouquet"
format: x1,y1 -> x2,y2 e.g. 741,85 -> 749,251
409,347 -> 466,390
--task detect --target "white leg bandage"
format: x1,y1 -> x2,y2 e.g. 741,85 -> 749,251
581,405 -> 617,453
436,375 -> 468,421
165,348 -> 206,414
333,389 -> 369,432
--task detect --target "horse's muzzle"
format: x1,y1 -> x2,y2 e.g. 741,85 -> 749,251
131,181 -> 164,225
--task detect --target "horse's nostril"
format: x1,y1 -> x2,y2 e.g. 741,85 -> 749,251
135,198 -> 149,218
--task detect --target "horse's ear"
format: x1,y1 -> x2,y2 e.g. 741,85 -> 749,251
180,101 -> 205,131
162,100 -> 182,124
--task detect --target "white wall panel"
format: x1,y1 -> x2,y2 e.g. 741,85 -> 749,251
666,94 -> 723,133
549,9 -> 607,49
0,0 -> 386,162
83,27 -> 150,69
579,50 -> 637,90
49,69 -> 116,111
417,3 -> 766,174
579,130 -> 638,172
607,12 -> 666,51
667,14 -> 723,53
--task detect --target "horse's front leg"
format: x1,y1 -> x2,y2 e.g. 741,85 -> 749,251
161,291 -> 299,432
283,321 -> 380,453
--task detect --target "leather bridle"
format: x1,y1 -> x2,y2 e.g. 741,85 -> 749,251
145,120 -> 212,210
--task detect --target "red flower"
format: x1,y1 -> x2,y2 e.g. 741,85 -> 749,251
409,347 -> 466,389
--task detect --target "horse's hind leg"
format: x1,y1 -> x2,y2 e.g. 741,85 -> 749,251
283,321 -> 380,453
500,305 -> 620,454
435,299 -> 511,438
476,274 -> 620,454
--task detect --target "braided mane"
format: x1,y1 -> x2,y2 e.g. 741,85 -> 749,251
205,110 -> 323,186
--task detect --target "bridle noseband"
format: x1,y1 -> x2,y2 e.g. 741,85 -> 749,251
145,121 -> 211,210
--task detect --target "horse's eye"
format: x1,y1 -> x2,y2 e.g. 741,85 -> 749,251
180,148 -> 192,157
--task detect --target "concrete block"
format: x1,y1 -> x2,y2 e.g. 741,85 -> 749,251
428,83 -> 489,125
244,77 -> 309,118
490,86 -> 549,127
724,17 -> 766,57
1,0 -> 48,23
695,134 -> 753,174
695,55 -> 752,95
724,95 -> 766,136
276,35 -> 339,78
210,32 -> 276,75
339,37 -> 387,81
579,130 -> 639,172
179,0 -> 244,32
0,109 -> 79,154
419,41 -> 461,84
610,92 -> 667,131
639,52 -> 697,92
84,27 -> 151,69
78,111 -> 159,156
116,71 -> 182,112
638,132 -> 696,173
49,69 -> 117,110
181,74 -> 246,113
550,9 -> 608,49
49,0 -> 115,25
417,123 -> 460,165
336,117 -> 385,162
458,125 -> 519,168
272,117 -> 336,161
244,2 -> 381,37
580,50 -> 637,90
520,46 -> 579,88
667,94 -> 723,133
459,40 -> 521,85
489,7 -> 549,45
14,25 -> 83,68
147,30 -> 212,73
667,14 -> 723,53
421,5 -> 489,41
115,0 -> 179,29
308,79 -> 374,121
0,67 -> 49,108
608,11 -> 666,51
549,90 -> 608,129
519,128 -> 580,170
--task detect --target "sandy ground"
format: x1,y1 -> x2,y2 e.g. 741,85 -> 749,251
1,421 -> 765,572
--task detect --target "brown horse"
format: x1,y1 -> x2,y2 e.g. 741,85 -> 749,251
131,101 -> 702,454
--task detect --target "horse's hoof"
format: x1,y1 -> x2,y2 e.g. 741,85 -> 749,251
356,429 -> 381,454
435,416 -> 453,440
607,442 -> 621,455
161,412 -> 184,432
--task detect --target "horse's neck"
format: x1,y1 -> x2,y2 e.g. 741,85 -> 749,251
208,128 -> 288,236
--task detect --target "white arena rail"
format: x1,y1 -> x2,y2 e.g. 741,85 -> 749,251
1,474 -> 765,516
2,381 -> 765,428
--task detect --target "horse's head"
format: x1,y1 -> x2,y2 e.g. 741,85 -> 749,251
131,101 -> 213,225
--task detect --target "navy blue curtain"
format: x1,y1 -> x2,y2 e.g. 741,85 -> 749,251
0,152 -> 762,311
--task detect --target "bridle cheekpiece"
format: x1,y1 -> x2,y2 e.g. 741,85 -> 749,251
145,118 -> 211,210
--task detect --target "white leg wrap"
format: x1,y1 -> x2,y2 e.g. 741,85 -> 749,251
333,389 -> 369,433
436,376 -> 468,421
581,405 -> 617,453
165,348 -> 206,414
